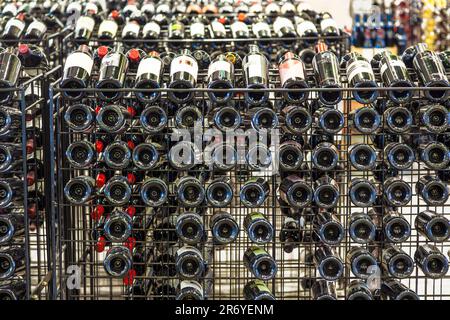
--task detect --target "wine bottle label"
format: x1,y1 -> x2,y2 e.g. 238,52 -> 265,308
254,280 -> 271,292
75,16 -> 95,33
249,212 -> 265,221
265,2 -> 280,14
281,2 -> 296,14
252,22 -> 270,36
180,280 -> 202,292
279,58 -> 305,86
98,20 -> 118,37
102,53 -> 122,68
124,4 -> 138,14
170,55 -> 198,78
190,22 -> 205,37
245,54 -> 265,78
296,21 -> 317,36
64,52 -> 93,75
380,60 -> 406,78
137,57 -> 162,78
2,4 -> 17,16
27,20 -> 47,34
347,60 -> 373,83
156,3 -> 170,13
5,18 -> 25,32
208,60 -> 231,78
143,21 -> 160,36
122,22 -> 140,36
142,3 -> 155,13
84,2 -> 98,14
211,21 -> 226,34
273,17 -> 293,34
230,21 -> 249,36
321,18 -> 338,31
250,246 -> 266,256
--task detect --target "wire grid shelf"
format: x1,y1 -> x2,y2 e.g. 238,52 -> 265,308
48,61 -> 450,300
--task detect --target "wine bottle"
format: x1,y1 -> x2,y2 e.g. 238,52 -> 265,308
312,42 -> 342,105
311,280 -> 337,300
383,177 -> 412,207
296,16 -> 319,47
0,178 -> 23,209
415,244 -> 449,279
243,45 -> 269,106
168,141 -> 198,171
210,211 -> 239,246
348,106 -> 381,134
381,279 -> 419,300
313,107 -> 344,134
281,105 -> 312,134
96,104 -> 131,134
1,15 -> 26,41
415,210 -> 450,243
273,16 -> 297,47
230,20 -> 250,50
142,20 -> 161,50
0,246 -> 25,280
139,105 -> 168,134
176,280 -> 204,300
243,212 -> 274,244
0,106 -> 21,138
74,15 -> 95,44
205,177 -> 233,207
349,178 -> 377,207
417,103 -> 449,133
97,18 -> 118,46
0,143 -> 22,173
416,175 -> 449,206
279,175 -> 312,209
343,52 -> 378,104
346,246 -> 377,279
23,19 -> 47,42
97,45 -> 129,101
0,213 -> 24,244
207,54 -> 235,104
0,48 -> 21,104
348,144 -> 377,171
346,280 -> 373,300
103,175 -> 132,206
348,211 -> 376,244
383,106 -> 413,133
175,176 -> 205,208
243,246 -> 277,280
381,244 -> 414,278
278,51 -> 309,104
175,212 -> 205,245
311,142 -> 339,171
314,245 -> 343,281
121,20 -> 140,49
384,142 -> 415,170
313,210 -> 344,245
418,142 -> 450,170
168,49 -> 198,104
139,177 -> 168,207
313,175 -> 339,209
0,277 -> 26,300
248,107 -> 279,133
413,43 -> 449,102
175,246 -> 205,280
239,177 -> 269,207
377,50 -> 414,104
103,209 -> 132,243
243,280 -> 275,300
320,13 -> 340,45
251,16 -> 272,49
103,140 -> 131,169
103,246 -> 132,278
65,140 -> 96,168
60,45 -> 93,100
211,106 -> 241,132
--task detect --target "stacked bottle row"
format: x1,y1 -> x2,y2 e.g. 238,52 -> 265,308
69,0 -> 347,58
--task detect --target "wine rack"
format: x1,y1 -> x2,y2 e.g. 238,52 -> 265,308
48,61 -> 450,300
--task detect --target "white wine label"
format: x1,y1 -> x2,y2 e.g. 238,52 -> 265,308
208,60 -> 231,78
66,2 -> 82,14
156,3 -> 170,13
347,60 -> 374,83
122,22 -> 140,36
84,2 -> 98,14
137,57 -> 162,78
75,16 -> 95,33
123,4 -> 138,14
250,3 -> 263,13
279,59 -> 306,86
281,2 -> 296,14
252,22 -> 270,36
180,280 -> 203,293
142,3 -> 155,13
5,18 -> 25,32
211,21 -> 226,34
170,55 -> 199,79
296,21 -> 317,37
64,52 -> 93,75
27,20 -> 47,34
98,20 -> 118,37
321,18 -> 338,31
230,21 -> 249,36
143,21 -> 160,36
380,60 -> 406,79
245,54 -> 265,79
190,22 -> 205,37
265,2 -> 280,14
2,4 -> 17,16
273,17 -> 294,34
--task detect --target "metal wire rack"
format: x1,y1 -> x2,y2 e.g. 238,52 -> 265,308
48,61 -> 450,300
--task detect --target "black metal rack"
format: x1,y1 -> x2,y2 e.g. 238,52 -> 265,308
48,62 -> 450,300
